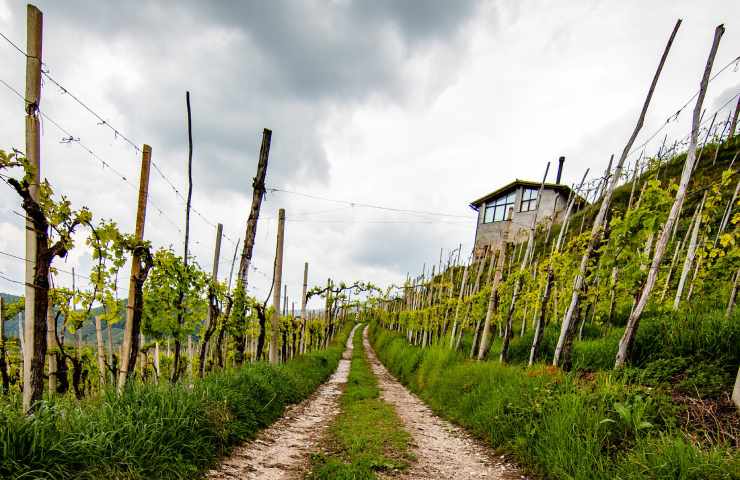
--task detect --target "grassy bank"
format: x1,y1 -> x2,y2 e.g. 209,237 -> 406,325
0,325 -> 352,480
370,324 -> 739,480
309,326 -> 412,479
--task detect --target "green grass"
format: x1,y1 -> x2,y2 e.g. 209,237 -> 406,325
370,324 -> 739,480
0,325 -> 352,480
308,325 -> 412,479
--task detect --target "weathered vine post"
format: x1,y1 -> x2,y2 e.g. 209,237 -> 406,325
171,92 -> 194,384
615,24 -> 724,369
528,172 -> 590,366
729,96 -> 739,140
238,129 -> 272,287
673,194 -> 706,309
501,163 -> 549,363
299,262 -> 308,354
553,19 -> 681,369
22,4 -> 43,413
270,209 -> 285,364
477,246 -> 506,360
94,315 -> 106,386
46,297 -> 57,394
448,259 -> 469,349
117,145 -> 152,392
0,297 -> 7,393
198,223 -> 222,378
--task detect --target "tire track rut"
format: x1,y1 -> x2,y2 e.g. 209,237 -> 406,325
363,327 -> 525,480
206,325 -> 359,480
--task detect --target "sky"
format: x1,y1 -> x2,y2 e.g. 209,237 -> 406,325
0,0 -> 739,309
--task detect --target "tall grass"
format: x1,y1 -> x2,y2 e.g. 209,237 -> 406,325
0,325 -> 351,479
370,325 -> 739,480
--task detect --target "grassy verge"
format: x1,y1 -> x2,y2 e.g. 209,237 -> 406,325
370,324 -> 739,480
0,325 -> 352,480
308,325 -> 412,479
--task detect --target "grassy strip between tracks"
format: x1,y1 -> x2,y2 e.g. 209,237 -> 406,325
308,325 -> 413,479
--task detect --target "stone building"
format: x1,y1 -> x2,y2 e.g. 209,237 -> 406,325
469,158 -> 576,257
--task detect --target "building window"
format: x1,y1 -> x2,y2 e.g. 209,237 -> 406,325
483,191 -> 515,223
520,188 -> 538,212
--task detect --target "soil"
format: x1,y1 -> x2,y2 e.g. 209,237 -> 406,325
362,326 -> 526,480
206,324 -> 359,480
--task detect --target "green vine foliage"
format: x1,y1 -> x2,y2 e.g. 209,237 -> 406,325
142,248 -> 207,341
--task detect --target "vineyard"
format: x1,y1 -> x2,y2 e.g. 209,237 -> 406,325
1,4 -> 740,480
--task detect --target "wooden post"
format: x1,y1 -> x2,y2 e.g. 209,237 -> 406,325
187,335 -> 193,380
0,297 -> 7,393
153,341 -> 160,382
238,129 -> 272,286
449,259 -> 470,349
106,320 -> 114,381
501,162 -> 550,363
730,96 -> 740,140
117,144 -> 152,391
94,316 -> 106,387
299,262 -> 308,354
46,295 -> 56,394
171,92 -> 194,384
615,24 -> 724,369
554,20 -> 681,369
22,4 -> 43,413
477,246 -> 506,360
530,169 -> 588,365
198,223 -> 222,378
270,209 -> 285,364
674,194 -> 706,309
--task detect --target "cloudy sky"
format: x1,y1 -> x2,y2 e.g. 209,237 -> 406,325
0,0 -> 739,308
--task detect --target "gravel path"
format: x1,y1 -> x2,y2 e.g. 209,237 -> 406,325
206,325 -> 359,480
363,327 -> 525,480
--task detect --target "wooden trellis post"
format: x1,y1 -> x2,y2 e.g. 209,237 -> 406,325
117,145 -> 152,391
270,209 -> 285,364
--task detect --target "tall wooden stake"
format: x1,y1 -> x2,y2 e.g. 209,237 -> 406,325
270,209 -> 285,364
729,96 -> 740,140
22,4 -> 43,413
94,316 -> 106,386
199,223 -> 222,378
0,297 -> 8,393
553,19 -> 681,369
501,162 -> 550,363
117,145 -> 152,391
238,129 -> 272,287
615,25 -> 724,368
171,92 -> 194,383
299,262 -> 308,354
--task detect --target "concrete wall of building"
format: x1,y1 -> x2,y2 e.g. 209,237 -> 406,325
473,186 -> 569,257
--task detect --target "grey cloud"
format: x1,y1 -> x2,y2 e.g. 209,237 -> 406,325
22,1 -> 484,196
351,222 -> 462,275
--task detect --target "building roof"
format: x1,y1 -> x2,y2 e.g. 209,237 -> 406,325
469,179 -> 575,211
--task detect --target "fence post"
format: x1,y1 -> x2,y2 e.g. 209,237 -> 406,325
22,4 -> 43,414
270,209 -> 285,364
238,129 -> 272,287
299,262 -> 308,354
117,144 -> 152,391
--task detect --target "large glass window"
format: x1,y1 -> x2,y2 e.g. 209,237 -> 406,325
520,188 -> 538,212
483,191 -> 515,223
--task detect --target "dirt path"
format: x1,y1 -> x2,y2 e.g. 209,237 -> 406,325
206,325 -> 359,480
363,327 -> 525,480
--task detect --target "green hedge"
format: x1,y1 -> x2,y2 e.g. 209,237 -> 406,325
0,325 -> 351,480
370,325 -> 738,480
